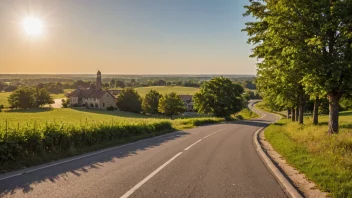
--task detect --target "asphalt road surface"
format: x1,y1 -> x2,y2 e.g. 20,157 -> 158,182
0,103 -> 287,198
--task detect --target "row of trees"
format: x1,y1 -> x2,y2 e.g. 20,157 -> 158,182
243,0 -> 352,134
115,88 -> 186,117
115,77 -> 246,118
8,87 -> 54,109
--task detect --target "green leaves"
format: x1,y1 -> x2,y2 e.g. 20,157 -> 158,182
116,88 -> 142,113
142,90 -> 161,114
158,92 -> 185,117
193,77 -> 244,118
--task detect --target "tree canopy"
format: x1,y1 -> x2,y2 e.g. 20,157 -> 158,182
116,88 -> 142,113
193,77 -> 244,118
142,90 -> 161,114
158,92 -> 185,117
243,0 -> 352,133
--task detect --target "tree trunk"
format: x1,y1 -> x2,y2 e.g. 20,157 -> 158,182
287,108 -> 291,119
291,108 -> 296,121
313,97 -> 320,125
328,93 -> 341,134
298,95 -> 305,124
295,107 -> 299,122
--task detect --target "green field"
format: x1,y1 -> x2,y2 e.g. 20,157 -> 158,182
0,92 -> 11,108
0,108 -> 161,126
51,89 -> 74,99
265,112 -> 352,197
135,86 -> 199,97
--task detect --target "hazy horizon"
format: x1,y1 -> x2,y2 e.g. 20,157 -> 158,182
0,0 -> 256,74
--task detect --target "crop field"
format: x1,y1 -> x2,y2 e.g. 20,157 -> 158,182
135,86 -> 199,97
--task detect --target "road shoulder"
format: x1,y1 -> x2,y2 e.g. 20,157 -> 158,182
256,127 -> 327,198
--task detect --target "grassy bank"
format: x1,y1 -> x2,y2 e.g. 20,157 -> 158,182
234,107 -> 259,120
265,112 -> 352,197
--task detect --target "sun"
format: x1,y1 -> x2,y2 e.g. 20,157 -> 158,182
22,17 -> 44,36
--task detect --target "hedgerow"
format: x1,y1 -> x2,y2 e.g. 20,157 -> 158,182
0,120 -> 172,163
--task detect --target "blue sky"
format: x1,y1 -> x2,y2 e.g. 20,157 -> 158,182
0,0 -> 256,74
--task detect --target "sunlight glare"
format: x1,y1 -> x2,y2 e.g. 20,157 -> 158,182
22,17 -> 43,36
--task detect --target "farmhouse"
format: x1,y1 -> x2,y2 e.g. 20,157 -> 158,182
179,95 -> 194,112
67,71 -> 117,110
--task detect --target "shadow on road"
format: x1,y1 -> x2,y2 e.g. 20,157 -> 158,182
227,119 -> 272,128
0,131 -> 190,196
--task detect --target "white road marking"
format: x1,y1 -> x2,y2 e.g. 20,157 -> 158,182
120,152 -> 183,198
184,139 -> 203,151
184,128 -> 224,151
203,128 -> 224,139
120,128 -> 225,197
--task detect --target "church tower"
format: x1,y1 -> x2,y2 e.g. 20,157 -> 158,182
96,70 -> 102,89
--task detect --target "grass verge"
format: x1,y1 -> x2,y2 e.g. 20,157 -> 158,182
234,107 -> 259,120
265,117 -> 352,198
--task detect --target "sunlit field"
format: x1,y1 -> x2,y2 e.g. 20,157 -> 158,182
135,86 -> 199,97
265,112 -> 352,197
0,92 -> 11,108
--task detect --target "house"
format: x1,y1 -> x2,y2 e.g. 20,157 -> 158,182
179,95 -> 194,112
67,71 -> 117,110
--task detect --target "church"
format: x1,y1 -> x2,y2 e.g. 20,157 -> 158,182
67,71 -> 117,110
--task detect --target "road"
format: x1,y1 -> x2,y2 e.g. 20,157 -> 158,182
0,103 -> 287,198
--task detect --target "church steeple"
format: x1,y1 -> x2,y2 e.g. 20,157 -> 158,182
96,70 -> 102,89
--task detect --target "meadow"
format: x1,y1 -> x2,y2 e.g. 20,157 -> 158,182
134,86 -> 199,97
265,112 -> 352,197
0,92 -> 11,108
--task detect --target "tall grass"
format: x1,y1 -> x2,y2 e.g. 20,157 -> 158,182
265,117 -> 352,198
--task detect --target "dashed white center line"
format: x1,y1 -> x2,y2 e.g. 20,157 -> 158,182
120,128 -> 225,198
120,152 -> 183,198
184,139 -> 203,151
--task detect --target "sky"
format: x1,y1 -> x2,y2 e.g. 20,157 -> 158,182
0,0 -> 256,75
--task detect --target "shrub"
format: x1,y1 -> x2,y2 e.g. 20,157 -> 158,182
0,120 -> 173,163
106,106 -> 115,111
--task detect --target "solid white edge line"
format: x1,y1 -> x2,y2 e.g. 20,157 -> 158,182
120,152 -> 183,198
184,139 -> 202,151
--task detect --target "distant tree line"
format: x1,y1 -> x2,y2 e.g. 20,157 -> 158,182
115,77 -> 247,119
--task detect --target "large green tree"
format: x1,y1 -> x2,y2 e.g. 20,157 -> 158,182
36,88 -> 54,107
8,87 -> 36,109
116,88 -> 142,113
243,0 -> 352,132
142,90 -> 161,114
193,77 -> 244,118
158,92 -> 185,117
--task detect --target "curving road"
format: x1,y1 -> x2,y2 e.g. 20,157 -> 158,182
0,102 -> 287,198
